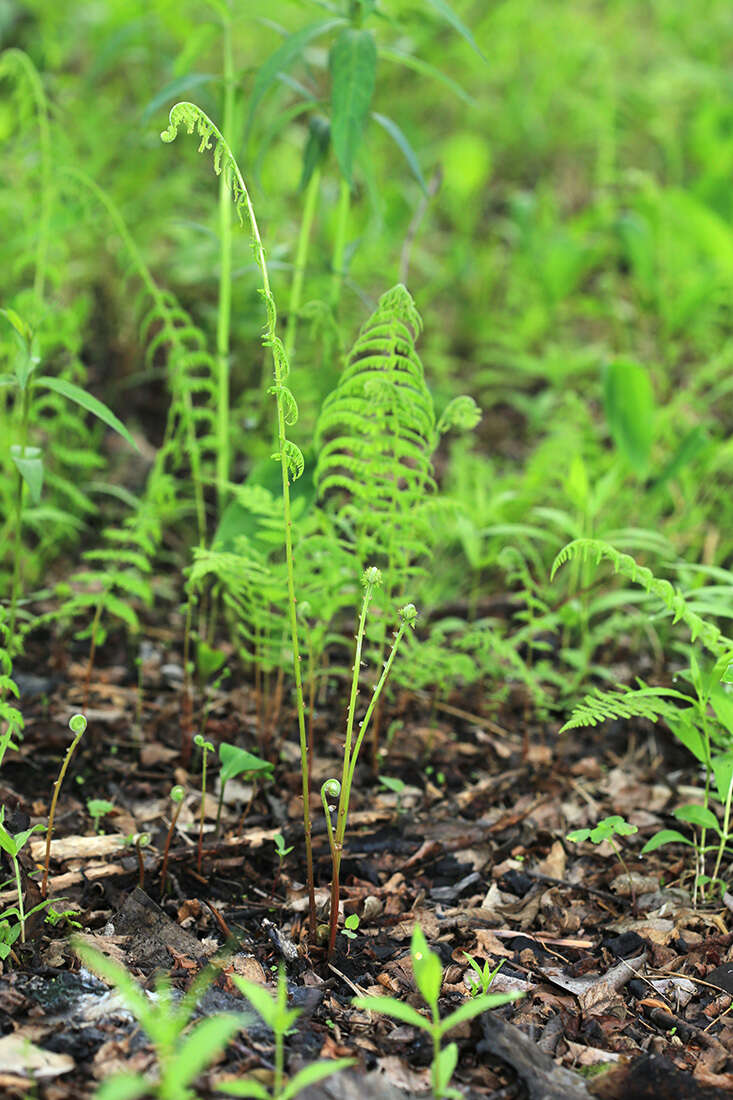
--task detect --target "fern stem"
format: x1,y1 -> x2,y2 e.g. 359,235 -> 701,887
161,102 -> 316,935
285,165 -> 321,361
215,18 -> 235,512
330,177 -> 351,308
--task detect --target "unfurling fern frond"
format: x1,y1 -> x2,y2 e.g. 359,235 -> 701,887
315,284 -> 437,581
552,538 -> 733,657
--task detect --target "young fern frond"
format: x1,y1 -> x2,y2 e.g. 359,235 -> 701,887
315,284 -> 437,582
552,538 -> 733,658
559,686 -> 691,733
162,99 -> 317,932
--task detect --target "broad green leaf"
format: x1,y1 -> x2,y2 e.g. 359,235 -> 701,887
0,307 -> 31,342
711,685 -> 733,738
95,1074 -> 151,1100
411,925 -> 442,1006
10,445 -> 43,504
0,825 -> 19,858
329,27 -> 377,182
666,714 -> 707,763
641,829 -> 693,853
281,1058 -> 356,1100
372,112 -> 426,193
36,377 -> 139,452
219,742 -> 274,784
674,804 -> 720,832
353,995 -> 430,1031
713,754 -> 733,806
435,1041 -> 458,1092
245,19 -> 345,139
567,828 -> 591,843
602,359 -> 654,474
439,990 -> 523,1035
424,0 -> 486,60
165,1014 -> 243,1091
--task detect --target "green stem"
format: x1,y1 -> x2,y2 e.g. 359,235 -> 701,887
42,718 -> 86,897
12,856 -> 25,944
285,166 -> 321,362
327,601 -> 410,959
215,17 -> 235,512
330,176 -> 351,309
711,773 -> 733,886
8,386 -> 30,654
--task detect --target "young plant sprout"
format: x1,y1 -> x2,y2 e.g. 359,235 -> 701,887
216,742 -> 274,837
87,798 -> 114,834
355,925 -> 522,1099
271,832 -> 293,901
566,815 -> 638,899
194,734 -> 214,874
462,953 -> 504,999
160,784 -> 185,898
42,713 -> 87,898
321,572 -> 417,959
0,810 -> 49,949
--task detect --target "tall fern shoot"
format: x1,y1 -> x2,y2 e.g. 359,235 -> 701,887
161,101 -> 316,935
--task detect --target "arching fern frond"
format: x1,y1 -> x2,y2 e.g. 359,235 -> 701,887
552,538 -> 733,657
559,685 -> 694,733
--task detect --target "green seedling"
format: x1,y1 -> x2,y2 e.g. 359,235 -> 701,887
160,785 -> 186,898
215,966 -> 354,1099
87,798 -> 115,834
341,913 -> 359,942
75,940 -> 245,1100
0,809 -> 50,952
566,815 -> 638,898
194,734 -> 214,874
321,571 -> 416,959
271,832 -> 294,902
462,953 -> 504,999
354,924 -> 522,1099
42,713 -> 87,898
216,742 -> 274,837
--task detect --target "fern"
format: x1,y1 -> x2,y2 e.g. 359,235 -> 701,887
0,610 -> 23,768
559,685 -> 693,733
315,284 -> 437,584
552,538 -> 733,657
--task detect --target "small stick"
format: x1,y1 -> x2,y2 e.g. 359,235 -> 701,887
160,785 -> 185,898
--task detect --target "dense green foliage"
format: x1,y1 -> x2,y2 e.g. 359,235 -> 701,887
3,0 -> 733,944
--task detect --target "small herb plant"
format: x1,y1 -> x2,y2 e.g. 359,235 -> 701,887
462,953 -> 505,999
76,940 -> 244,1100
87,798 -> 115,834
216,966 -> 354,1099
354,925 -> 522,1100
216,743 -> 274,837
0,810 -> 50,954
160,785 -> 186,898
566,815 -> 638,897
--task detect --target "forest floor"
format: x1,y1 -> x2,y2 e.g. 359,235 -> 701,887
2,630 -> 733,1100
